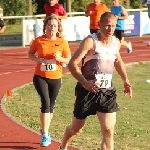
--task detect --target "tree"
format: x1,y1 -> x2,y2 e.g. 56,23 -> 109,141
0,0 -> 28,16
71,0 -> 91,12
34,0 -> 47,15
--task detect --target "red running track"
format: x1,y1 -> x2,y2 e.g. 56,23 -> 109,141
0,37 -> 150,150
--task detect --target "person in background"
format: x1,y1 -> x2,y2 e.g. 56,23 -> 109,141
110,0 -> 132,53
58,12 -> 132,150
0,18 -> 6,34
28,14 -> 71,147
85,0 -> 110,34
44,0 -> 67,20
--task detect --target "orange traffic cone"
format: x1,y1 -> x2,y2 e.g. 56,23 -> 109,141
6,90 -> 12,97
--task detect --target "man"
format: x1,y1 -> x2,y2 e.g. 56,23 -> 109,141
0,18 -> 6,34
110,0 -> 132,53
58,12 -> 132,150
85,0 -> 109,34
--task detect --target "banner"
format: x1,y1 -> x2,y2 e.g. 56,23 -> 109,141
141,12 -> 150,34
23,16 -> 90,45
124,12 -> 140,36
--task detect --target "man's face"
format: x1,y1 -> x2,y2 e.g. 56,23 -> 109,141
99,18 -> 117,38
112,0 -> 119,6
93,0 -> 100,4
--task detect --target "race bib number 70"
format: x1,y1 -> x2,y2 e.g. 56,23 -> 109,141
95,74 -> 112,88
40,59 -> 56,72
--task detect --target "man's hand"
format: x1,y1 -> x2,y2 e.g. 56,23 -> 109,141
123,81 -> 132,98
82,79 -> 99,93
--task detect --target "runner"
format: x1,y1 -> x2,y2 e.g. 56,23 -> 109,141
28,14 -> 71,147
85,0 -> 109,34
110,0 -> 132,53
58,12 -> 132,150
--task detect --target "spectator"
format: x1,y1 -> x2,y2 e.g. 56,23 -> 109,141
0,18 -> 6,34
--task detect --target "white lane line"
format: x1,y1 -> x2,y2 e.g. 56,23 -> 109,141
123,53 -> 150,58
0,56 -> 28,61
1,51 -> 28,55
0,68 -> 34,76
0,61 -> 34,67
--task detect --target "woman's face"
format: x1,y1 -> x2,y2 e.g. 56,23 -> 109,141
46,19 -> 59,35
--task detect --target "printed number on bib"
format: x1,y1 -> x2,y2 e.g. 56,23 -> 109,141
147,0 -> 150,4
95,74 -> 112,88
40,59 -> 56,71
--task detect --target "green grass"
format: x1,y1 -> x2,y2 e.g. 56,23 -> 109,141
1,24 -> 22,36
4,62 -> 150,150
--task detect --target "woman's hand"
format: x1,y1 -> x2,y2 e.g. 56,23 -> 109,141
53,52 -> 62,62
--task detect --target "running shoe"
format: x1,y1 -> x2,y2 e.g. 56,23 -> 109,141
58,146 -> 65,150
40,129 -> 51,146
40,134 -> 51,147
147,42 -> 150,46
127,42 -> 132,53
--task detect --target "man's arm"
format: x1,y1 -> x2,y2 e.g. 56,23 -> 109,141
68,37 -> 93,85
119,7 -> 128,20
57,15 -> 67,19
0,25 -> 6,34
85,4 -> 91,17
114,41 -> 132,98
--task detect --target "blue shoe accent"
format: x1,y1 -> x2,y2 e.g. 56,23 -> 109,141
40,134 -> 51,147
127,42 -> 132,53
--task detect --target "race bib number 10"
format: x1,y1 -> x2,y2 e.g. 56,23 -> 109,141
95,74 -> 112,88
40,59 -> 56,72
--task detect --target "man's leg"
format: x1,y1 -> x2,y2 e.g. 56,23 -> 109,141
97,112 -> 116,150
60,117 -> 86,150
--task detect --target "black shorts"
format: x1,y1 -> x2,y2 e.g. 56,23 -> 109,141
73,84 -> 120,119
114,30 -> 124,41
90,29 -> 100,34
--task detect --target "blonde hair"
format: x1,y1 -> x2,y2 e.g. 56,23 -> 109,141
43,14 -> 63,37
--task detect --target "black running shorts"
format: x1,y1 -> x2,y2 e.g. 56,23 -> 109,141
114,30 -> 124,41
73,84 -> 120,119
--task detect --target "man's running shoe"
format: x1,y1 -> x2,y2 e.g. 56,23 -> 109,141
127,42 -> 132,53
40,134 -> 51,147
58,145 -> 67,150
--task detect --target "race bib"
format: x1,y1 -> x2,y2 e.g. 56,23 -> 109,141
95,74 -> 112,88
40,59 -> 56,72
147,0 -> 150,4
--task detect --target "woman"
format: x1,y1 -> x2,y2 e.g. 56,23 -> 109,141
28,15 -> 71,147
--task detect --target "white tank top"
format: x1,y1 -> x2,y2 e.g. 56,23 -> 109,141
81,33 -> 118,90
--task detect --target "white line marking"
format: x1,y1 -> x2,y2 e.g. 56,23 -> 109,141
0,68 -> 34,76
0,61 -> 34,67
